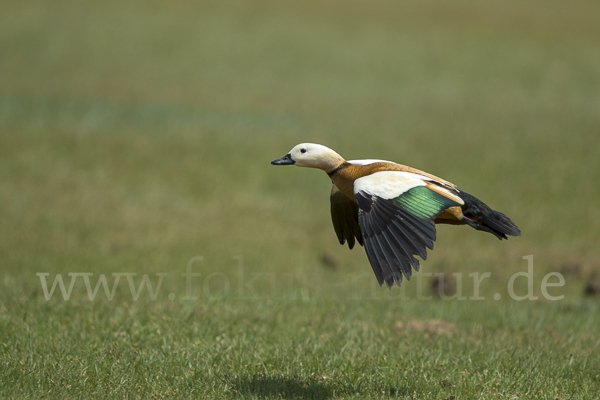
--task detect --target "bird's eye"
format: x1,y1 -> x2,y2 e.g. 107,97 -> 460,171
300,148 -> 307,154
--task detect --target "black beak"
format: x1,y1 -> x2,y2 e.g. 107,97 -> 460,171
271,153 -> 295,165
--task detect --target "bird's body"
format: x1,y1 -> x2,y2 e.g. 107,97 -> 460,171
272,143 -> 521,288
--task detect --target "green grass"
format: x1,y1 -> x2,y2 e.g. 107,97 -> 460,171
1,0 -> 599,398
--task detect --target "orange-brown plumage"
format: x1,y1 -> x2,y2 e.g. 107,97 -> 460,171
271,143 -> 521,288
330,161 -> 456,201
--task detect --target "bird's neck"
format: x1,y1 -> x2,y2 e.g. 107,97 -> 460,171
320,153 -> 346,174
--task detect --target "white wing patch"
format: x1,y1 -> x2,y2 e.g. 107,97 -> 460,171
347,159 -> 395,166
354,171 -> 427,200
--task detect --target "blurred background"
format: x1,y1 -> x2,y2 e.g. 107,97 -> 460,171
2,0 -> 598,297
2,0 -> 600,397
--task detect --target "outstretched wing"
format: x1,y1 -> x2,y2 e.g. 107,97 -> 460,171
354,171 -> 463,288
330,185 -> 363,249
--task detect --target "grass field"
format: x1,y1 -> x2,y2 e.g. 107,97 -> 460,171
1,0 -> 600,398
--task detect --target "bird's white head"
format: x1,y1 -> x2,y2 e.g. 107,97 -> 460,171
271,143 -> 345,172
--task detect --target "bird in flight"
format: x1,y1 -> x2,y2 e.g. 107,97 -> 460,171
271,143 -> 521,288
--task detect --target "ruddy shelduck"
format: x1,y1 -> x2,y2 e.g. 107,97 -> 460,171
271,143 -> 521,288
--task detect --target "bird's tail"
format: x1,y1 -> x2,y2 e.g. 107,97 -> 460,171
457,190 -> 521,240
